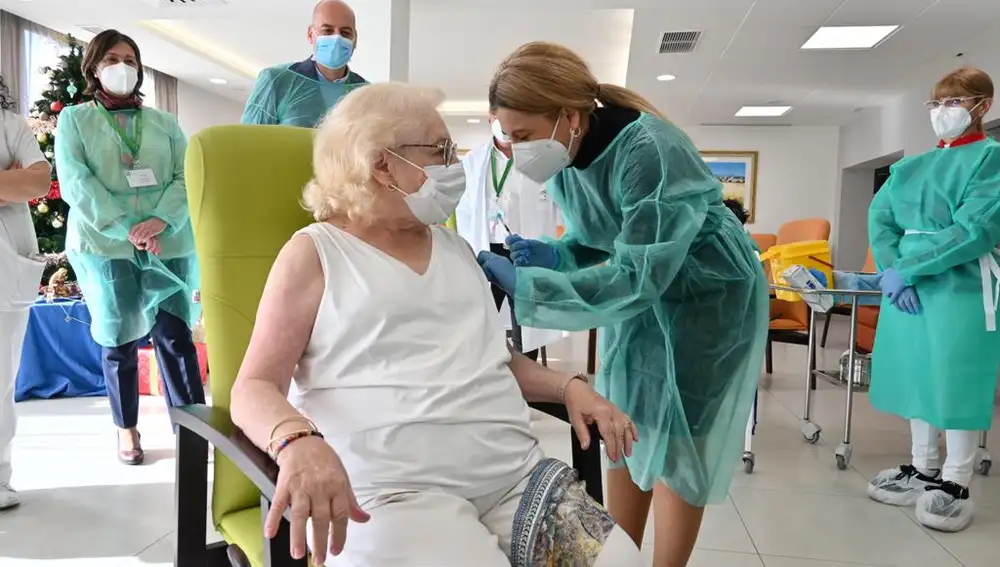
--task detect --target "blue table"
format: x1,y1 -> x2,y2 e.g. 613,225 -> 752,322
15,299 -> 106,402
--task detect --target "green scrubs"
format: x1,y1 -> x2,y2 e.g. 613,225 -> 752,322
869,137 -> 1000,431
241,59 -> 368,128
514,113 -> 768,506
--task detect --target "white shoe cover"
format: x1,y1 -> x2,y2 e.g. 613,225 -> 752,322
0,484 -> 20,510
916,483 -> 973,532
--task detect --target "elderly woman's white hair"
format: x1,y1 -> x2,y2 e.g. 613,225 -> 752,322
303,82 -> 447,221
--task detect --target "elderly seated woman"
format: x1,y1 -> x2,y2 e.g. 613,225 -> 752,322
229,82 -> 644,567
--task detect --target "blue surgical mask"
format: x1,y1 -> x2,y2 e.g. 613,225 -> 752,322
314,34 -> 353,70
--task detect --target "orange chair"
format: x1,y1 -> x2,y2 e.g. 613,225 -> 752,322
819,246 -> 879,348
751,233 -> 777,258
765,219 -> 831,374
777,218 -> 831,245
855,249 -> 880,353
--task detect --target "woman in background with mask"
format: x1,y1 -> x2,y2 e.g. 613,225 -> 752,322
478,42 -> 768,567
229,82 -> 642,566
866,66 -> 999,533
56,29 -> 202,465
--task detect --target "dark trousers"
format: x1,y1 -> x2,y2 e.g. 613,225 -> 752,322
489,243 -> 538,361
102,310 -> 205,429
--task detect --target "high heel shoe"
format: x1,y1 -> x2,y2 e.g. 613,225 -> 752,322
117,429 -> 145,466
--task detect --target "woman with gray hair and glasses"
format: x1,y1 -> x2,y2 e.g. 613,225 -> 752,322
229,82 -> 643,566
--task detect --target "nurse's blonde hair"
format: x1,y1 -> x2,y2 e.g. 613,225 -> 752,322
932,66 -> 994,101
489,42 -> 665,120
303,82 -> 446,221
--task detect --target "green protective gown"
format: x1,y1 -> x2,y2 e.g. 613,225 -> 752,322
868,137 -> 1000,431
241,59 -> 368,127
513,114 -> 769,506
55,103 -> 199,348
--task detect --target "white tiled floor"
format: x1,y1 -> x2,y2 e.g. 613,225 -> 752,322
1,322 -> 998,566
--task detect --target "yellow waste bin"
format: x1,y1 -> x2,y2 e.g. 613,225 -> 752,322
760,240 -> 833,302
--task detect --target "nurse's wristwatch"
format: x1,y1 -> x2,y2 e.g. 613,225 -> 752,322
557,373 -> 590,402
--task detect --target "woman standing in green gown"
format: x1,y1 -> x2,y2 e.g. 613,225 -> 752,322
478,42 -> 768,567
867,66 -> 999,533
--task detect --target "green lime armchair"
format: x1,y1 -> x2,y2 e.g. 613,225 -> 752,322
172,124 -> 315,567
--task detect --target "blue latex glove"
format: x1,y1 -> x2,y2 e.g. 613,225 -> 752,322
893,286 -> 922,315
477,251 -> 517,294
879,267 -> 906,302
506,234 -> 559,269
808,268 -> 828,288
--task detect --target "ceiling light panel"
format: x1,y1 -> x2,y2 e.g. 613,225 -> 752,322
801,25 -> 899,50
735,106 -> 792,117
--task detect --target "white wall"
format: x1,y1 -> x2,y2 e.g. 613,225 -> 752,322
175,81 -> 245,138
449,120 -> 491,153
684,126 -> 840,235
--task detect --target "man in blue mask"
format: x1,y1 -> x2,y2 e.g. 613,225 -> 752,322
242,0 -> 369,127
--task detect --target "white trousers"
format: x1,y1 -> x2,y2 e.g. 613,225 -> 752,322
910,419 -> 980,487
0,310 -> 30,486
321,475 -> 643,567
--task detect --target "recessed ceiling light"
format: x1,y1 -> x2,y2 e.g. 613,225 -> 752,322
656,74 -> 676,82
735,105 -> 792,117
801,25 -> 899,50
209,78 -> 228,85
467,118 -> 481,124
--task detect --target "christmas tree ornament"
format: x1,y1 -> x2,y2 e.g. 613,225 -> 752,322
26,36 -> 86,284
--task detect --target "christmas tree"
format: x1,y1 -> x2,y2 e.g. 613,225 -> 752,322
26,38 -> 89,285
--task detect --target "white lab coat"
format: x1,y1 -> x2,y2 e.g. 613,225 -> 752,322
0,110 -> 47,485
456,141 -> 567,352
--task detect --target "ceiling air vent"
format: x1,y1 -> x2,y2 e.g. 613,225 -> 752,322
78,25 -> 106,35
658,31 -> 702,54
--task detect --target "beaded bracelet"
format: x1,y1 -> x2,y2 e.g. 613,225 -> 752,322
267,416 -> 318,446
269,429 -> 325,461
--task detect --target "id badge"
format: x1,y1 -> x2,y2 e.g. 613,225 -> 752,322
125,168 -> 158,188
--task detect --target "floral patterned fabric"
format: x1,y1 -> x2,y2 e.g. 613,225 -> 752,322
509,458 -> 616,567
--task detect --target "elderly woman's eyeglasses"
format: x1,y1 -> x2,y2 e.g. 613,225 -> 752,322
397,140 -> 459,167
924,96 -> 983,109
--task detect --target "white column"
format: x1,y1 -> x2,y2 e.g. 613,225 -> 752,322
353,0 -> 410,83
387,0 -> 410,82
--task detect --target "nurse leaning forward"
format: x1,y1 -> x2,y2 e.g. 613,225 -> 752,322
867,66 -> 1000,534
55,30 -> 203,465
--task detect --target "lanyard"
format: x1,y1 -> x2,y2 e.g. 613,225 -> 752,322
490,148 -> 513,199
96,103 -> 142,161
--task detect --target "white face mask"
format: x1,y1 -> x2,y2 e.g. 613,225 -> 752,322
99,62 -> 139,96
390,157 -> 466,225
511,114 -> 577,184
930,102 -> 981,140
491,118 -> 511,144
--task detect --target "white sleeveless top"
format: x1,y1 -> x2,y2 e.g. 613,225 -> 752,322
292,222 -> 541,499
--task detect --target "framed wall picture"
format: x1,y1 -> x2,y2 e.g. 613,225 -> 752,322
700,150 -> 759,223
